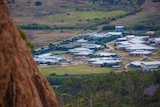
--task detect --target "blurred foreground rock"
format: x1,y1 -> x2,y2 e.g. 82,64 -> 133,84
0,0 -> 59,107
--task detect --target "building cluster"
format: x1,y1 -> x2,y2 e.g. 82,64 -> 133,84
114,35 -> 160,71
33,28 -> 123,68
34,53 -> 73,66
115,35 -> 157,55
33,26 -> 160,71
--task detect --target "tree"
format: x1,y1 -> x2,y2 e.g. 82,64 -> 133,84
35,1 -> 42,6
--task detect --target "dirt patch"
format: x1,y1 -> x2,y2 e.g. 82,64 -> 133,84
25,29 -> 89,48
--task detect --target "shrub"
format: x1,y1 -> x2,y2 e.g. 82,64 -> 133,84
35,1 -> 42,6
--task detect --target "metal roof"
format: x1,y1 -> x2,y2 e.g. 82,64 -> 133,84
95,52 -> 117,56
129,50 -> 152,55
141,61 -> 160,66
107,32 -> 122,35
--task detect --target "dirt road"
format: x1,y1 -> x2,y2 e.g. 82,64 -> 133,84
110,0 -> 156,25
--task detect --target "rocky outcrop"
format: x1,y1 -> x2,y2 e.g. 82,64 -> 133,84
0,0 -> 59,107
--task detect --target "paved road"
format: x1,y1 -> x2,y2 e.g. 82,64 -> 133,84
110,0 -> 156,25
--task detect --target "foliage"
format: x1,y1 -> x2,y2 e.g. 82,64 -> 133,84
44,70 -> 160,107
102,25 -> 115,30
143,87 -> 160,107
35,1 -> 42,6
128,24 -> 160,31
20,23 -> 52,30
19,29 -> 34,49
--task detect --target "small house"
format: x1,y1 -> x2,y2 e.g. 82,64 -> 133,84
115,26 -> 124,33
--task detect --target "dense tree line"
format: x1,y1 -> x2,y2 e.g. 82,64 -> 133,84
127,24 -> 160,31
47,70 -> 160,107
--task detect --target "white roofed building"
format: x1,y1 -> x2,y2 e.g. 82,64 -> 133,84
129,50 -> 153,56
89,32 -> 109,38
130,61 -> 142,68
115,26 -> 124,33
81,43 -> 102,49
94,52 -> 117,57
107,32 -> 123,37
87,57 -> 122,67
130,61 -> 160,71
68,47 -> 94,56
77,39 -> 88,43
154,38 -> 160,44
125,44 -> 157,52
141,61 -> 160,71
34,53 -> 66,65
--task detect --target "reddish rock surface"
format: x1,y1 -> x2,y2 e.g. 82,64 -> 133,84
0,0 -> 59,107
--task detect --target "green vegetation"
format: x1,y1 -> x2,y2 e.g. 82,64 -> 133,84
43,70 -> 160,107
46,10 -> 126,22
126,9 -> 160,33
129,0 -> 139,9
19,29 -> 34,49
35,1 -> 42,6
22,10 -> 126,30
40,64 -> 115,76
12,0 -> 160,106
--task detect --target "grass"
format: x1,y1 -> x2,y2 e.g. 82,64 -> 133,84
46,10 -> 126,23
69,10 -> 126,20
40,64 -> 116,76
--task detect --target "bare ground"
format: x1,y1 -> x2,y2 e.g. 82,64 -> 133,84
25,29 -> 89,48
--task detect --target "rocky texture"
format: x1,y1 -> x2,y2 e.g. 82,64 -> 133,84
0,0 -> 59,107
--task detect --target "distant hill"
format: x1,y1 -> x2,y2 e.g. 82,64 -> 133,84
8,0 -> 142,30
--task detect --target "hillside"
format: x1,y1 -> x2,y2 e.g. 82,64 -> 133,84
8,0 -> 135,26
0,0 -> 59,107
7,0 -> 144,48
109,0 -> 160,34
7,0 -> 160,48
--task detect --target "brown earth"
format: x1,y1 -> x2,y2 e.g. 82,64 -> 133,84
0,0 -> 59,107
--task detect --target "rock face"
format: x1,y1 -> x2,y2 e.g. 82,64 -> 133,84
0,0 -> 59,107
